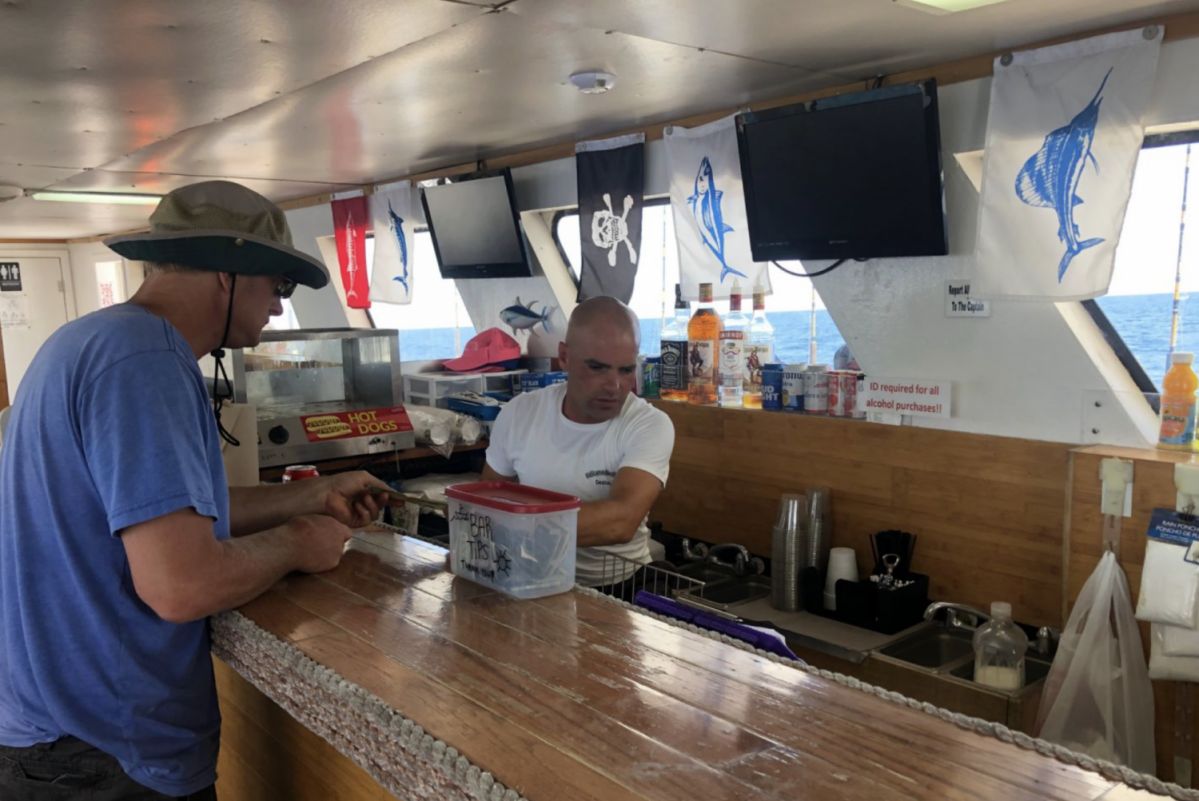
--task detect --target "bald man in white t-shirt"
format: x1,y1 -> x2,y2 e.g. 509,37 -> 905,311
482,296 -> 675,588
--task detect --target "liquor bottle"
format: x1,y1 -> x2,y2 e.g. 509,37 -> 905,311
743,284 -> 776,409
687,282 -> 721,406
718,280 -> 748,407
659,283 -> 690,402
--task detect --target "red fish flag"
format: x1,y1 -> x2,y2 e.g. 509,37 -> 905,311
332,195 -> 370,309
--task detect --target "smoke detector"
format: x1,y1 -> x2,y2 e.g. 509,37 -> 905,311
569,70 -> 616,95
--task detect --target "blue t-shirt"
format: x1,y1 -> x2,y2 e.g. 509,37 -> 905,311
0,303 -> 229,796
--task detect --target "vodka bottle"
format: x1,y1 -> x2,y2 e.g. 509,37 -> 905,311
718,281 -> 748,408
743,285 -> 776,408
687,283 -> 721,406
659,284 -> 690,402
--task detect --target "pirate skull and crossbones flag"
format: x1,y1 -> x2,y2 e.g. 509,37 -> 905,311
576,132 -> 644,303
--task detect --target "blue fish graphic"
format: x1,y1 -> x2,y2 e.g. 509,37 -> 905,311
1015,68 -> 1112,282
500,297 -> 555,334
686,156 -> 746,284
387,200 -> 409,293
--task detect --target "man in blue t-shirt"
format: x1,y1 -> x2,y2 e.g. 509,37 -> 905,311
0,181 -> 388,799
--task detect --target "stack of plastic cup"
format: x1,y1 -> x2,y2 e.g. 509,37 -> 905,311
770,494 -> 807,611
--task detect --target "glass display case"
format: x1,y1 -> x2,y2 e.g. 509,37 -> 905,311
230,328 -> 414,467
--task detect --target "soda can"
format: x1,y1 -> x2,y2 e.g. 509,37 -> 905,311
827,370 -> 845,416
803,364 -> 829,414
282,464 -> 320,482
642,356 -> 661,399
841,371 -> 860,418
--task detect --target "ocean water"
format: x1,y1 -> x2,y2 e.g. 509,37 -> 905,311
395,294 -> 1187,391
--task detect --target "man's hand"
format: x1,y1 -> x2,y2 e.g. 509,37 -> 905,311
286,514 -> 354,573
310,471 -> 391,528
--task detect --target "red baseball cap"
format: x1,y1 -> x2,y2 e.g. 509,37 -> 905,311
442,327 -> 522,373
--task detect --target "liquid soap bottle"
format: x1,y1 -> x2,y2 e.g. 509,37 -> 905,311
972,602 -> 1028,691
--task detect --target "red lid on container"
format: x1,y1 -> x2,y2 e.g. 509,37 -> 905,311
445,481 -> 581,513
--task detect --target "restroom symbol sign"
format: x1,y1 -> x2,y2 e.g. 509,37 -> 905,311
0,262 -> 20,292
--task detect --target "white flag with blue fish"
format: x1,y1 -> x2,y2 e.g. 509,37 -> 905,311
665,115 -> 771,301
369,181 -> 423,305
974,28 -> 1161,300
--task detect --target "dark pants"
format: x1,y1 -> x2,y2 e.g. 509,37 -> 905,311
0,736 -> 216,800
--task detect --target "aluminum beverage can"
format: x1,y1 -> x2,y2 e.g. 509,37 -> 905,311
782,364 -> 806,411
803,364 -> 829,414
841,371 -> 861,418
282,464 -> 320,482
761,363 -> 784,410
827,370 -> 844,416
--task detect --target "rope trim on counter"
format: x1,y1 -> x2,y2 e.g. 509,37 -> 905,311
575,586 -> 1197,801
210,610 -> 530,801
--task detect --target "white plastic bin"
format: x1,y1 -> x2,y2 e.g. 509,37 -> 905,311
445,481 -> 579,599
403,372 -> 484,409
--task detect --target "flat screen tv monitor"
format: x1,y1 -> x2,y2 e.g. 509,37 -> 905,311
420,169 -> 532,279
736,79 -> 947,262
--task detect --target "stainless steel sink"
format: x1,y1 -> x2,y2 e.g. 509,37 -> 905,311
872,623 -> 1053,696
877,626 -> 974,668
949,657 -> 1052,685
672,561 -> 739,583
676,574 -> 772,611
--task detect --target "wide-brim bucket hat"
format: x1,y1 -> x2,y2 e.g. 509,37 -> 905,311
104,180 -> 329,288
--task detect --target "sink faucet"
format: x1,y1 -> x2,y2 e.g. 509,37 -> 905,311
923,601 -> 990,631
707,543 -> 751,576
680,538 -> 709,562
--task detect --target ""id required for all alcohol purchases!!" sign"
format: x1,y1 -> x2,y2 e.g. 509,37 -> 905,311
862,378 -> 952,418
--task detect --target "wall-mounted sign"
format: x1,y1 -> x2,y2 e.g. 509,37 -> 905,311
0,262 -> 21,292
945,281 -> 990,317
862,377 -> 952,418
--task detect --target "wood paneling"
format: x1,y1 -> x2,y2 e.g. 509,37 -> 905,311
650,404 -> 1072,628
214,658 -> 397,801
216,529 -> 1131,801
1067,445 -> 1199,785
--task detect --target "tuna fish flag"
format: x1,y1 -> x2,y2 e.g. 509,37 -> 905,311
369,181 -> 422,305
332,194 -> 370,309
665,114 -> 770,301
576,133 -> 644,303
973,27 -> 1162,300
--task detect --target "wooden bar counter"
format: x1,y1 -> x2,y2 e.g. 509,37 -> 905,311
211,530 -> 1158,801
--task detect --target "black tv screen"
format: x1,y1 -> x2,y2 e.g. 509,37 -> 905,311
736,79 -> 947,262
420,169 -> 532,279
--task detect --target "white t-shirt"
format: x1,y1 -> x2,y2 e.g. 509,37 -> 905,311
485,383 -> 674,586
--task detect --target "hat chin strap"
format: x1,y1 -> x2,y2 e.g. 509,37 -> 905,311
210,274 -> 241,447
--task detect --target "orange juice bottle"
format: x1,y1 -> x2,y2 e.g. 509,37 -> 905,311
1159,352 -> 1199,450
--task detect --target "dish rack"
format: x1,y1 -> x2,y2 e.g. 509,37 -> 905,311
594,552 -> 708,604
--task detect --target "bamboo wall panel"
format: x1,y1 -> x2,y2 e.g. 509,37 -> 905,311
214,657 -> 398,801
1067,446 -> 1199,784
651,404 -> 1072,629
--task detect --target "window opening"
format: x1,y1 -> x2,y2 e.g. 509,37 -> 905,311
553,201 -> 850,365
1090,132 -> 1199,393
365,232 -> 476,361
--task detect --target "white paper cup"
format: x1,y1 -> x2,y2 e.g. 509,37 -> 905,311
823,547 -> 859,610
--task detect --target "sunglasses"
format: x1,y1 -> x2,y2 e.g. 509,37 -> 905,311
273,277 -> 297,299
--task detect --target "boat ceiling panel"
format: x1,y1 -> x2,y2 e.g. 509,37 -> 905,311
0,0 -> 1196,238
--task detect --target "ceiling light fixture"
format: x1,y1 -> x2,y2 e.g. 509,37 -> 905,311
27,189 -> 162,205
893,0 -> 1007,13
569,70 -> 617,95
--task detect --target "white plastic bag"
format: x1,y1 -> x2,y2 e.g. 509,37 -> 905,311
1036,551 -> 1155,773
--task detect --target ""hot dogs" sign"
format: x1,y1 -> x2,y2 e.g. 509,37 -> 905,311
300,406 -> 414,442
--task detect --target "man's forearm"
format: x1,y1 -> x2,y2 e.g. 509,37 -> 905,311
577,499 -> 642,547
228,484 -> 319,536
181,528 -> 302,619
